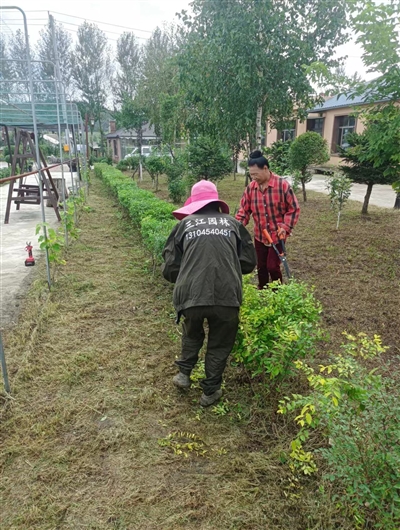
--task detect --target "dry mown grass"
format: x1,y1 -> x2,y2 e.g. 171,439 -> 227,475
1,173 -> 399,529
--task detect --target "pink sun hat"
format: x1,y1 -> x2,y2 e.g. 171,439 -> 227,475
173,180 -> 230,220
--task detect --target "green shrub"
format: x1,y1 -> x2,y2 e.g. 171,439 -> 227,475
288,131 -> 330,201
144,155 -> 168,191
0,167 -> 11,180
164,154 -> 188,203
94,163 -> 176,263
116,159 -> 129,171
90,155 -> 112,166
278,333 -> 399,529
233,278 -> 322,379
325,171 -> 353,229
187,136 -> 232,182
125,155 -> 141,177
141,216 -> 177,267
263,139 -> 292,175
168,177 -> 187,204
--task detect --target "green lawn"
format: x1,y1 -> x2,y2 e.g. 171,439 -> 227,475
0,171 -> 399,529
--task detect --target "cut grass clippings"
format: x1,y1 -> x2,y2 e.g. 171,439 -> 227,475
0,171 -> 399,529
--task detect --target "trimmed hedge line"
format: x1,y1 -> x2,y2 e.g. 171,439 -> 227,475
94,163 -> 177,263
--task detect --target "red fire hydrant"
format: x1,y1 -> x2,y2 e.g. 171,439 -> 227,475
25,242 -> 35,267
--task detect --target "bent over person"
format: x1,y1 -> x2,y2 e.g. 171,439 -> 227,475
235,150 -> 300,289
162,180 -> 256,407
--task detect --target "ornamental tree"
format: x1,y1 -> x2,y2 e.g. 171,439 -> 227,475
326,172 -> 353,229
339,132 -> 399,215
178,0 -> 349,151
288,132 -> 330,202
187,136 -> 231,182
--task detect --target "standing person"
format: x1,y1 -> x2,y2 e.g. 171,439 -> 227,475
162,180 -> 256,407
235,150 -> 300,288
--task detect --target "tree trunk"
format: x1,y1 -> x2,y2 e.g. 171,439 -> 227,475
301,178 -> 307,202
256,105 -> 262,150
336,209 -> 341,230
394,192 -> 400,209
98,116 -> 104,156
137,126 -> 143,182
362,182 -> 374,214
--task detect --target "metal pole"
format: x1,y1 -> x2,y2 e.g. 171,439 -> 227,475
0,332 -> 10,394
85,112 -> 89,164
0,58 -> 70,245
71,121 -> 80,182
0,6 -> 52,289
53,79 -> 68,246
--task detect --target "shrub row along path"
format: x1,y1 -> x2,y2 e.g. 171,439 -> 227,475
1,175 -> 399,529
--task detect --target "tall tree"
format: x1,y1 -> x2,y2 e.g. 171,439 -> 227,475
138,26 -> 181,138
352,1 -> 400,101
0,35 -> 13,102
113,32 -> 141,106
72,22 -> 112,153
350,1 -> 400,208
8,29 -> 34,101
178,0 -> 349,151
339,132 -> 398,214
118,97 -> 149,180
36,20 -> 74,98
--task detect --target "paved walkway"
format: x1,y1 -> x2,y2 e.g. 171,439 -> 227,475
238,166 -> 397,208
306,174 -> 397,209
0,166 -> 77,328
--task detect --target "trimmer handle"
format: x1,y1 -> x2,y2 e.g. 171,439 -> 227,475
262,228 -> 273,245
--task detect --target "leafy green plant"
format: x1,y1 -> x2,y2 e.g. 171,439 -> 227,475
212,400 -> 230,416
288,131 -> 330,201
36,223 -> 66,281
187,136 -> 232,182
0,167 -> 11,180
164,153 -> 188,203
325,172 -> 352,229
278,332 -> 399,529
263,139 -> 292,175
125,155 -> 141,178
116,159 -> 129,171
141,216 -> 176,272
290,169 -> 302,195
233,278 -> 322,380
144,155 -> 167,191
158,432 -> 207,457
339,131 -> 400,214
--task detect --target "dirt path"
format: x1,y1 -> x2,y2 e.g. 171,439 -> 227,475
1,178 -> 329,530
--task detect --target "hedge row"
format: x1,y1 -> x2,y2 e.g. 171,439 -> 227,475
94,164 -> 177,263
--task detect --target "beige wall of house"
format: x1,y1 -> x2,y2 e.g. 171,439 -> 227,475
266,107 -> 367,167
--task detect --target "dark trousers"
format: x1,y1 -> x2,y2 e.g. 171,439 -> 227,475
176,306 -> 239,396
254,238 -> 283,289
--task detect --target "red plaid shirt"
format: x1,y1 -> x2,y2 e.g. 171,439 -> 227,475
235,173 -> 300,245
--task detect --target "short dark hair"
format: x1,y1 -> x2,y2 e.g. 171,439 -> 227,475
248,150 -> 269,169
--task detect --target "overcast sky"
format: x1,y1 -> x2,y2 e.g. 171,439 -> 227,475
0,0 -> 371,80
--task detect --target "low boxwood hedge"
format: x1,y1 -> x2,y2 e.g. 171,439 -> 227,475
94,164 -> 176,263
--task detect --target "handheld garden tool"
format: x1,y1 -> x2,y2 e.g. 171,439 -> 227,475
25,242 -> 35,267
262,228 -> 291,279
